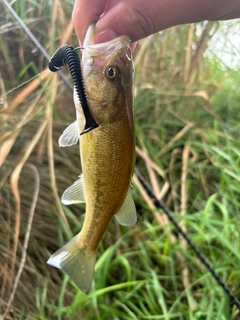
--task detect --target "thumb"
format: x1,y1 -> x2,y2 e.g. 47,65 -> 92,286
72,0 -> 107,45
94,1 -> 158,43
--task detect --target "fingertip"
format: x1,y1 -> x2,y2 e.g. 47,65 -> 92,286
72,0 -> 107,44
94,28 -> 118,44
95,26 -> 137,51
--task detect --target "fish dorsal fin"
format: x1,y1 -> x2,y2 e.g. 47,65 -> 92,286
61,174 -> 85,205
114,188 -> 137,226
59,120 -> 79,147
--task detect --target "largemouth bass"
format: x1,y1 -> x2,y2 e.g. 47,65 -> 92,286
47,23 -> 136,293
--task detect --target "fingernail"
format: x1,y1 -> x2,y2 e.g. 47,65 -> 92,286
95,28 -> 118,44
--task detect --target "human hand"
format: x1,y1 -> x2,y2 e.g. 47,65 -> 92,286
72,0 -> 240,45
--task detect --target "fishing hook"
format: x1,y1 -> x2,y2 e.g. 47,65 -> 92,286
49,45 -> 98,135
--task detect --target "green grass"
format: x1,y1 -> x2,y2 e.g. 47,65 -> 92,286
1,1 -> 240,319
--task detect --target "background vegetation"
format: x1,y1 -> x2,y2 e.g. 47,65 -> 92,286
1,1 -> 240,319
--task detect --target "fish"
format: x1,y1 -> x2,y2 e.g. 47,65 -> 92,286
47,23 -> 136,293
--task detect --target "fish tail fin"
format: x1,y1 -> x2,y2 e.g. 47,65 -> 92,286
47,234 -> 96,293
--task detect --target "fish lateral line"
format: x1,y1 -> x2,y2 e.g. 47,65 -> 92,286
48,44 -> 98,135
48,23 -> 136,293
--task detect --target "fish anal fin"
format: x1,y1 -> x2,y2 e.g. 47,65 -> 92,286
61,174 -> 85,205
114,188 -> 137,226
47,234 -> 96,293
59,120 -> 79,147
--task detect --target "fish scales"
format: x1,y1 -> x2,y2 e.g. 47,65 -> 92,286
47,23 -> 136,293
80,122 -> 134,251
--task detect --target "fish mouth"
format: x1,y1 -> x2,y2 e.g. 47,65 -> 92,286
83,22 -> 131,48
83,22 -> 96,47
82,23 -> 131,71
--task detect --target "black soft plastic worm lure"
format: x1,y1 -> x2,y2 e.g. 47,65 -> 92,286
49,45 -> 98,135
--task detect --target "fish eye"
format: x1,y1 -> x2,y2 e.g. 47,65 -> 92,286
105,66 -> 119,82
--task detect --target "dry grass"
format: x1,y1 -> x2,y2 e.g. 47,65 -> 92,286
1,1 -> 240,319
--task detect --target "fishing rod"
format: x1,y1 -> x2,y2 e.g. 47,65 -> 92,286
134,168 -> 240,310
4,1 -> 240,311
0,0 -> 73,91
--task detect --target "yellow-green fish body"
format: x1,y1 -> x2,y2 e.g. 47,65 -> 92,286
47,23 -> 136,293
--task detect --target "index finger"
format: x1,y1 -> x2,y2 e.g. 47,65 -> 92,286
72,0 -> 107,45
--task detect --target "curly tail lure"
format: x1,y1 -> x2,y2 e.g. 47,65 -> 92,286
49,45 -> 98,135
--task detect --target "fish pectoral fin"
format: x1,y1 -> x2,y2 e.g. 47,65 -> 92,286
61,174 -> 85,205
47,234 -> 96,293
114,188 -> 137,226
59,120 -> 79,147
